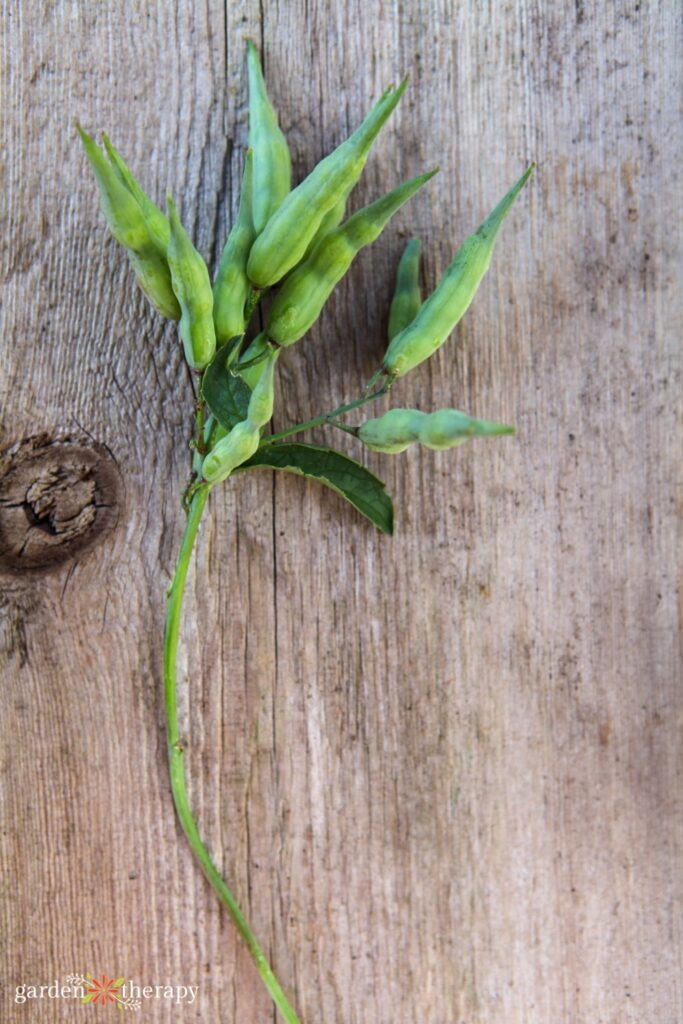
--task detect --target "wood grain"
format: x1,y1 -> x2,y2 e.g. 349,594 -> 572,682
1,2 -> 681,1022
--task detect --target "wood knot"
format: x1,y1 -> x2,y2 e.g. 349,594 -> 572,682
0,433 -> 122,574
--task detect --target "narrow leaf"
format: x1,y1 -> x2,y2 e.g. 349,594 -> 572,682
202,340 -> 251,430
236,442 -> 394,534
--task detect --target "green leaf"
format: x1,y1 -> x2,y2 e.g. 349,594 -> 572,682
236,442 -> 394,534
202,339 -> 251,430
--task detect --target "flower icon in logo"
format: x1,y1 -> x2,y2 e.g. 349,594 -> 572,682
81,973 -> 126,1007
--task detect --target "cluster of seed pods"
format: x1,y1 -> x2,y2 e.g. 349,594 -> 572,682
80,41 -> 533,484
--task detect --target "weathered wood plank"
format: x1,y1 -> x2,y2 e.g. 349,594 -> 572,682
1,2 -> 680,1023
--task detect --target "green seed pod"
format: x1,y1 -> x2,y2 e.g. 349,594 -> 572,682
246,345 -> 279,428
247,41 -> 292,234
276,179 -> 355,290
266,169 -> 437,346
238,333 -> 270,390
79,127 -> 180,320
166,196 -> 216,370
101,133 -> 171,254
202,341 -> 278,484
418,409 -> 514,450
203,414 -> 229,450
127,250 -> 182,320
387,238 -> 422,341
383,165 -> 535,378
79,126 -> 155,253
358,407 -> 514,454
213,151 -> 257,344
247,78 -> 408,288
201,420 -> 260,483
298,178 -> 355,262
358,408 -> 426,453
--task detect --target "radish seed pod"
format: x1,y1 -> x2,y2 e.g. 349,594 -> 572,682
383,165 -> 535,378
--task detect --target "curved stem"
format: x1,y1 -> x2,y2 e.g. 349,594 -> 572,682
164,483 -> 301,1024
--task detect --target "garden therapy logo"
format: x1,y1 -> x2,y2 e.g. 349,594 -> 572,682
70,973 -> 139,1010
14,974 -> 198,1009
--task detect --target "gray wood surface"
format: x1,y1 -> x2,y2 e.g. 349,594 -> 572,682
1,2 -> 681,1022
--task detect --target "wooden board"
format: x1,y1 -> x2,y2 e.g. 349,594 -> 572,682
1,2 -> 680,1021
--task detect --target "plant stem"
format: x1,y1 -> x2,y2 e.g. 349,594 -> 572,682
164,483 -> 301,1024
259,382 -> 390,448
328,418 -> 360,437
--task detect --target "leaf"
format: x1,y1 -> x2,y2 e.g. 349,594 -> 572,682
202,339 -> 251,430
236,442 -> 394,534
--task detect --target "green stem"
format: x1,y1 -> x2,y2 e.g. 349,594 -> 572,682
233,346 -> 271,373
328,418 -> 360,437
363,366 -> 387,394
259,382 -> 389,448
164,484 -> 301,1024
